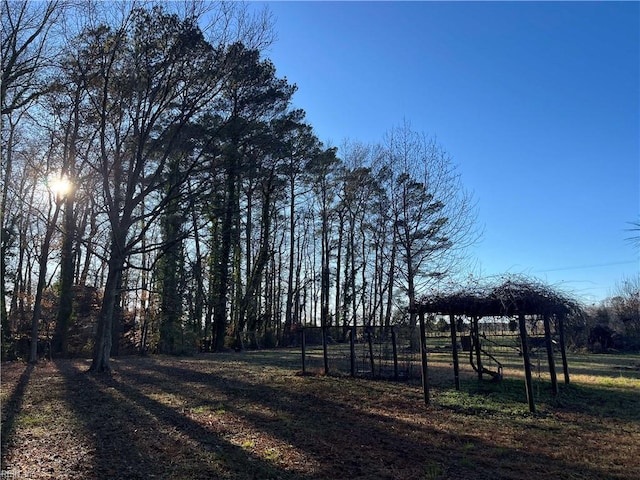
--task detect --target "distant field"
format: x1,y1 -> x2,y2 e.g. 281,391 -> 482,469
1,349 -> 639,479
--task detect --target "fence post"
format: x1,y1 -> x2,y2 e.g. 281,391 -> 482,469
350,326 -> 356,377
301,328 -> 306,375
322,325 -> 329,375
391,326 -> 399,381
367,329 -> 375,378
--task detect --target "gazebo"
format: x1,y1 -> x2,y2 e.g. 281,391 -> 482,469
414,276 -> 583,412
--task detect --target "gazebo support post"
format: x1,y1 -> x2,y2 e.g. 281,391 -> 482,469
473,315 -> 483,380
449,313 -> 460,390
558,314 -> 570,384
543,313 -> 558,395
518,312 -> 536,413
418,311 -> 430,406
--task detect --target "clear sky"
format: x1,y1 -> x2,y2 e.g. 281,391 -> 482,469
251,1 -> 639,304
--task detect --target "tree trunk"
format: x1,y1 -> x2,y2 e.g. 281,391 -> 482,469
334,212 -> 343,337
89,250 -> 123,373
53,193 -> 75,357
191,198 -> 205,344
29,202 -> 61,363
0,124 -> 15,352
213,161 -> 237,351
321,209 -> 330,375
419,311 -> 430,406
284,182 -> 296,345
237,183 -> 274,344
384,229 -> 397,330
110,272 -> 124,357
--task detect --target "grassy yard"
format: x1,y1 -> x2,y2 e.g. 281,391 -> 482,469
1,349 -> 639,479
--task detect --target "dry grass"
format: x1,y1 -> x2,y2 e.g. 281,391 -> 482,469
1,349 -> 639,479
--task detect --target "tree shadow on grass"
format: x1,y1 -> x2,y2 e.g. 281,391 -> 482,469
1,363 -> 33,468
58,360 -> 312,480
115,357 -> 630,480
452,375 -> 640,423
111,360 -> 456,479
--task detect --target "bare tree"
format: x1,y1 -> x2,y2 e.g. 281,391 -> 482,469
610,275 -> 640,346
383,121 -> 479,326
1,0 -> 67,354
307,147 -> 341,372
282,124 -> 319,344
71,6 -> 226,372
0,0 -> 63,115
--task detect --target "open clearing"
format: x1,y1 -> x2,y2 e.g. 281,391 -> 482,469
1,350 -> 639,479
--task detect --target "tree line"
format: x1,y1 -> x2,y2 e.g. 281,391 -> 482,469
1,1 -> 478,371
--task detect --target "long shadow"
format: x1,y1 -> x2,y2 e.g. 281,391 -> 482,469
56,360 -> 165,479
116,357 -> 630,480
201,349 -> 467,386
188,351 -> 640,422
553,382 -> 640,422
62,361 -> 312,480
1,363 -> 34,467
115,360 -> 460,479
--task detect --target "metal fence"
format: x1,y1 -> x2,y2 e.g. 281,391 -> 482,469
298,326 -> 428,381
297,324 -> 554,383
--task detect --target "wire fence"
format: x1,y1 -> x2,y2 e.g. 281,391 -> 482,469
296,324 -> 558,384
297,326 -> 421,380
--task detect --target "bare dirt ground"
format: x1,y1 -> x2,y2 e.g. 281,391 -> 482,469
1,350 -> 639,479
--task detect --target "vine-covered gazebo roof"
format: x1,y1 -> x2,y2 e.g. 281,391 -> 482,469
416,275 -> 582,318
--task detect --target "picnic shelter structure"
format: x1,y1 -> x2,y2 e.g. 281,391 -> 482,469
414,276 -> 583,413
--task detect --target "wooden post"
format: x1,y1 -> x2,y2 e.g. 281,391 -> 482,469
518,313 -> 536,413
301,328 -> 306,375
473,316 -> 483,380
558,314 -> 570,384
543,313 -> 558,395
418,312 -> 430,406
391,326 -> 399,381
322,325 -> 329,375
367,329 -> 375,378
449,313 -> 460,390
350,326 -> 356,377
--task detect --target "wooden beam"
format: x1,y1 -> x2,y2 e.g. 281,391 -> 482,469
543,313 -> 558,395
518,313 -> 536,413
558,314 -> 570,384
473,315 -> 483,380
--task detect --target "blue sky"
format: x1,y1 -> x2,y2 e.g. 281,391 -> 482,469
252,1 -> 639,304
